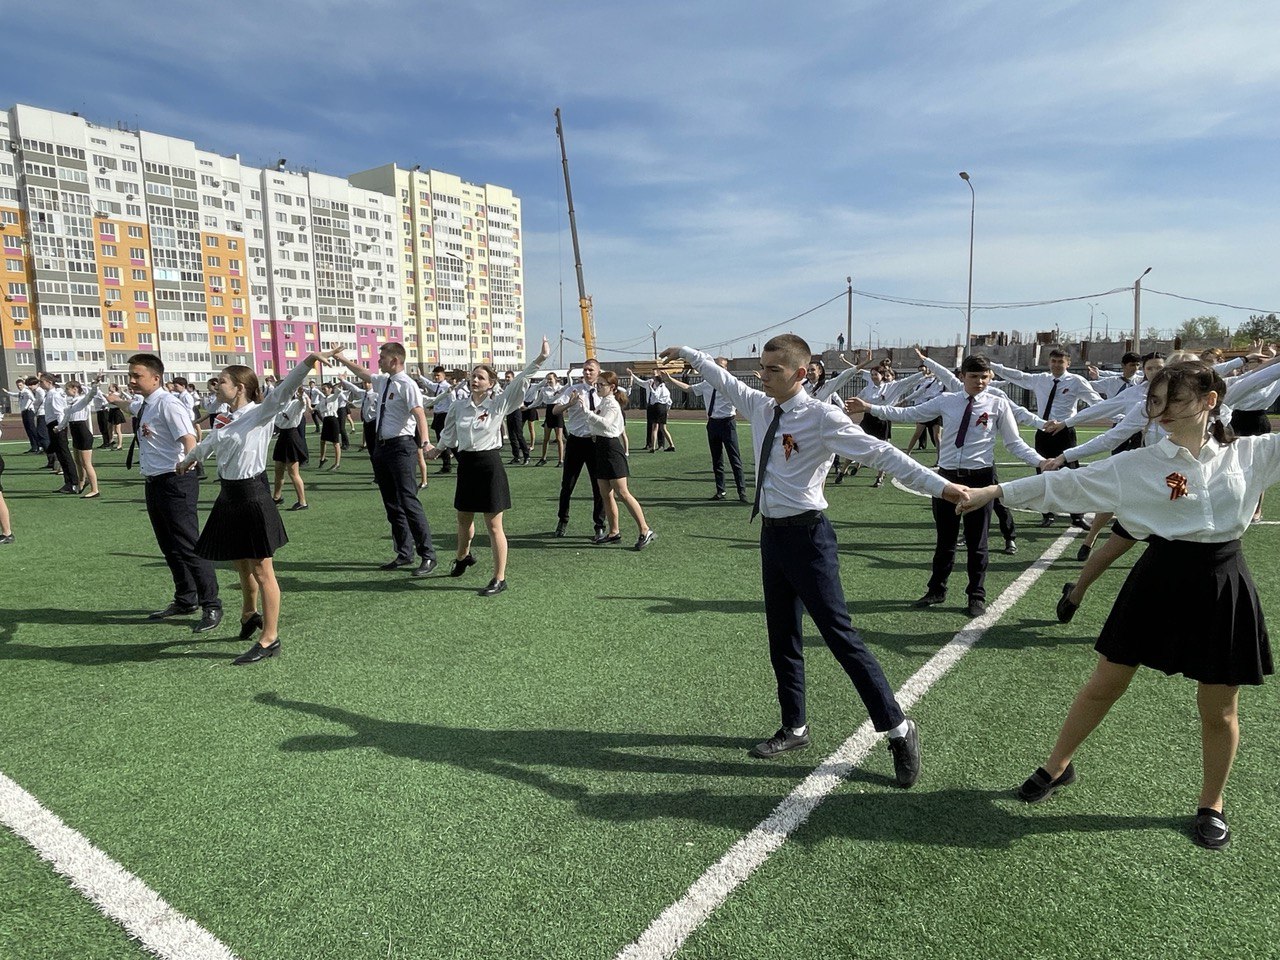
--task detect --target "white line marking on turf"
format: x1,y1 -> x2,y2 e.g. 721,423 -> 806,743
615,529 -> 1080,960
0,771 -> 240,960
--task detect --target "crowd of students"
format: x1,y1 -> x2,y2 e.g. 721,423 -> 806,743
3,334 -> 1278,851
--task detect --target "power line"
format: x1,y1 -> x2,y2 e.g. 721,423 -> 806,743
698,291 -> 848,352
851,286 -> 1131,311
1145,288 -> 1280,316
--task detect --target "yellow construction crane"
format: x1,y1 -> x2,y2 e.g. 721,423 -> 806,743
554,108 -> 597,359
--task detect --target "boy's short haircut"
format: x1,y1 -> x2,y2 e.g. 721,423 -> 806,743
432,366 -> 446,374
959,354 -> 992,374
1048,348 -> 1070,360
1121,351 -> 1142,365
128,353 -> 165,375
380,342 -> 406,362
762,334 -> 812,370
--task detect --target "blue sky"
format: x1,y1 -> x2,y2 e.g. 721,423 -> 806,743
8,1 -> 1280,359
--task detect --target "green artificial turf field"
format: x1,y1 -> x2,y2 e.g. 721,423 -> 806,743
1,420 -> 1277,960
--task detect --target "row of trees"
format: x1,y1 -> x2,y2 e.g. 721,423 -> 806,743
1144,314 -> 1280,346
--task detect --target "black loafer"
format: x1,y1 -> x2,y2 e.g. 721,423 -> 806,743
232,639 -> 280,665
888,719 -> 921,788
1038,514 -> 1056,527
148,602 -> 199,620
1004,539 -> 1018,555
554,520 -> 568,538
1070,515 -> 1090,530
478,578 -> 507,597
633,530 -> 656,551
288,502 -> 309,511
411,557 -> 437,578
914,591 -> 946,608
379,557 -> 412,570
965,598 -> 986,618
192,608 -> 224,634
1057,583 -> 1079,624
1076,543 -> 1091,562
1192,807 -> 1231,850
1017,763 -> 1076,803
711,491 -> 727,501
238,612 -> 264,641
749,727 -> 810,759
449,554 -> 477,577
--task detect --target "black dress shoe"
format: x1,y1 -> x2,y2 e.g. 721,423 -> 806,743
288,502 -> 309,511
449,554 -> 477,577
554,520 -> 568,538
711,491 -> 727,501
272,496 -> 284,504
1004,539 -> 1018,555
749,727 -> 810,759
888,719 -> 920,788
412,556 -> 437,578
738,491 -> 749,503
148,602 -> 199,620
1017,763 -> 1076,803
478,578 -> 507,597
1076,543 -> 1092,561
379,557 -> 412,570
232,639 -> 280,665
238,612 -> 264,641
965,598 -> 987,618
593,525 -> 606,541
633,529 -> 656,551
1038,514 -> 1056,527
1056,583 -> 1079,624
1193,807 -> 1231,850
913,591 -> 946,608
192,608 -> 223,634
1070,515 -> 1090,530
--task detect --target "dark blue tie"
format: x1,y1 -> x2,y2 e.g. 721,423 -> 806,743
1042,379 -> 1059,420
751,406 -> 785,522
707,389 -> 717,419
955,395 -> 975,448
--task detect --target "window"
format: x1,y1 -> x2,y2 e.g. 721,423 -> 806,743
101,244 -> 117,257
8,282 -> 28,296
207,256 -> 221,268
128,225 -> 144,239
4,258 -> 20,272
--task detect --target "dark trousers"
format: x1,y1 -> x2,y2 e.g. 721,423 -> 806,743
506,410 -> 530,459
37,416 -> 52,464
558,433 -> 604,528
362,419 -> 377,452
144,472 -> 220,610
21,409 -> 39,450
95,409 -> 111,445
707,417 -> 746,495
338,406 -> 351,449
371,435 -> 435,563
1034,427 -> 1083,521
431,412 -> 452,468
47,424 -> 76,481
929,467 -> 995,600
990,468 -> 1016,542
761,515 -> 903,732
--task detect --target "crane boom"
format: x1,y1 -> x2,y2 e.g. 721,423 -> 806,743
554,107 -> 596,359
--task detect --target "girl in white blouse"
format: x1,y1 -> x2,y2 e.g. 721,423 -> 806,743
535,373 -> 566,466
960,361 -> 1278,850
177,348 -> 340,664
570,371 -> 655,550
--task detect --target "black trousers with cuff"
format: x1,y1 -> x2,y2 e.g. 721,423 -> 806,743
928,467 -> 996,601
144,471 -> 220,611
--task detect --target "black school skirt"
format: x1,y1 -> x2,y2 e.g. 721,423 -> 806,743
543,407 -> 564,430
455,449 -> 511,513
860,411 -> 891,442
1096,537 -> 1272,685
196,473 -> 289,561
523,406 -> 540,423
320,415 -> 342,443
594,435 -> 628,480
272,426 -> 309,464
70,421 -> 94,451
108,407 -> 126,426
1230,409 -> 1272,437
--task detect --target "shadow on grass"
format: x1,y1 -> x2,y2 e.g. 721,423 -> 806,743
0,607 -> 233,665
254,692 -> 893,829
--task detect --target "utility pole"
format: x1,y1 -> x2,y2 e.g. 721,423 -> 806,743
845,276 -> 852,354
1133,266 -> 1152,352
647,323 -> 662,360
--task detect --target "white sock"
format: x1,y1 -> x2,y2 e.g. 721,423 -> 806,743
886,720 -> 910,740
789,724 -> 807,737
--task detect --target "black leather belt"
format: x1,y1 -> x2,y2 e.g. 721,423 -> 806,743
761,510 -> 823,527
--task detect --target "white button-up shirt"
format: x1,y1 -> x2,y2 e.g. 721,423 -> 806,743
1001,435 -> 1280,543
440,357 -> 544,451
136,390 -> 198,477
186,361 -> 312,479
581,394 -> 626,438
990,364 -> 1103,420
560,381 -> 602,438
867,389 -> 1042,471
690,379 -> 737,419
43,385 -> 67,424
3,386 -> 35,412
680,347 -> 948,517
372,371 -> 424,440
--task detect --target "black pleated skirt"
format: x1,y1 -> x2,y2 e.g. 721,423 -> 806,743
454,449 -> 511,513
272,426 -> 309,464
1230,408 -> 1272,437
523,406 -> 540,423
108,407 -> 126,425
196,473 -> 289,561
594,435 -> 629,480
320,415 -> 342,442
543,407 -> 564,430
860,411 -> 891,442
1096,537 -> 1272,685
70,421 -> 94,451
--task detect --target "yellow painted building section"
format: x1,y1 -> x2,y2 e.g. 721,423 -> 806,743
0,207 -> 36,354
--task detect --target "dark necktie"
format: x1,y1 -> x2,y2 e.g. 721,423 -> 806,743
1117,379 -> 1130,394
955,395 -> 975,448
125,399 -> 147,470
374,377 -> 393,437
707,389 -> 717,419
750,405 -> 785,522
588,388 -> 596,412
1042,379 -> 1059,420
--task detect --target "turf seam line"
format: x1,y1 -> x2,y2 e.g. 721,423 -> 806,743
0,771 -> 240,960
614,528 -> 1080,960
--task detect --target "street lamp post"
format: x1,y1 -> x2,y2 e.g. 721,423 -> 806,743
959,172 -> 975,354
1133,266 -> 1152,352
646,323 -> 662,360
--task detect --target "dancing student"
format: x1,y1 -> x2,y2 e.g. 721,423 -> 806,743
522,375 -> 540,451
663,361 -> 748,502
959,361 -> 1276,850
630,369 -> 674,452
53,379 -> 103,499
990,349 -> 1103,528
552,360 -> 607,539
306,378 -> 325,433
535,372 -> 566,466
838,353 -> 925,487
850,355 -> 1047,617
417,366 -> 455,474
106,353 -> 222,633
332,341 -> 438,577
502,370 -> 532,465
315,382 -> 344,470
336,378 -> 352,451
341,379 -> 378,453
570,370 -> 655,549
659,336 -> 968,780
271,379 -> 311,511
1087,352 -> 1143,400
2,379 -> 40,452
178,348 -> 339,664
39,374 -> 78,493
900,365 -> 946,454
32,377 -> 53,468
427,337 -> 550,596
105,383 -> 128,449
90,382 -> 112,449
0,448 -> 12,543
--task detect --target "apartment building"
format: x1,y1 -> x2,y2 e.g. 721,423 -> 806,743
0,103 -> 522,393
